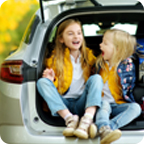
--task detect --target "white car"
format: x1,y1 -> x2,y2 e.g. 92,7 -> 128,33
0,0 -> 144,144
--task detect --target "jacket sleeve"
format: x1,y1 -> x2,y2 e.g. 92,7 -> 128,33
117,58 -> 136,102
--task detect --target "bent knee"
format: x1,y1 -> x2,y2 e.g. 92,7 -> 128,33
37,78 -> 46,87
37,78 -> 52,88
89,74 -> 103,85
131,103 -> 142,116
90,74 -> 102,81
100,100 -> 111,113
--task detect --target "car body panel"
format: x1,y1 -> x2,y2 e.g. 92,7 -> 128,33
0,81 -> 23,127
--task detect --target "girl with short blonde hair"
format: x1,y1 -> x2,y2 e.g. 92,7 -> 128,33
95,29 -> 141,144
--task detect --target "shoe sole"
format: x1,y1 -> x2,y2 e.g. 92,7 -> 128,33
89,123 -> 97,139
63,128 -> 74,137
101,129 -> 122,144
74,129 -> 88,139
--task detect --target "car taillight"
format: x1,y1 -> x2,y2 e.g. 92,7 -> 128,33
0,60 -> 24,84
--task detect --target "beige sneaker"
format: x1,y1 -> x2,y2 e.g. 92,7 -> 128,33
74,116 -> 97,139
89,123 -> 98,139
63,115 -> 79,137
99,126 -> 122,144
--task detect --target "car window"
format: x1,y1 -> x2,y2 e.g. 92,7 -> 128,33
82,23 -> 137,36
49,22 -> 138,43
23,15 -> 40,44
49,27 -> 57,42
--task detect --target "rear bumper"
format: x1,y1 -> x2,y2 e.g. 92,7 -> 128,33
0,125 -> 100,144
0,125 -> 144,144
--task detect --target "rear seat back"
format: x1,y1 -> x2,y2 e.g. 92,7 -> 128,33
85,36 -> 102,56
133,21 -> 144,108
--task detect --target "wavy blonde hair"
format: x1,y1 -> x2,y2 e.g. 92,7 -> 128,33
53,19 -> 90,92
96,29 -> 136,72
96,29 -> 136,95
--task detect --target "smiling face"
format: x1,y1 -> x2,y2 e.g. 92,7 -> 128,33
59,23 -> 83,53
100,32 -> 115,65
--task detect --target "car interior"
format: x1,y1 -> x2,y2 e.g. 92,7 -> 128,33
36,11 -> 144,130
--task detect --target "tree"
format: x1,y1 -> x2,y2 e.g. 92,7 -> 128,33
0,0 -> 39,64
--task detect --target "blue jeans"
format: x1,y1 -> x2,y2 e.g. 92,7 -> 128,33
96,100 -> 141,130
37,74 -> 103,118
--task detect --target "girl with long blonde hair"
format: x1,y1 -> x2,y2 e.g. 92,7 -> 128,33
95,29 -> 141,144
37,19 -> 103,139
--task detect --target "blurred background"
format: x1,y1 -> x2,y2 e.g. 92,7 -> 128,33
0,0 -> 39,65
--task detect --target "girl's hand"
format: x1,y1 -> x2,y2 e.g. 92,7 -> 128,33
42,68 -> 55,82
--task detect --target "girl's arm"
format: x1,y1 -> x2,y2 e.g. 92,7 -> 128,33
44,54 -> 59,88
42,68 -> 55,82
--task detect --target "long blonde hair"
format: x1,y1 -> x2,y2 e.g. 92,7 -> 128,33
96,29 -> 136,95
53,19 -> 90,92
96,29 -> 136,72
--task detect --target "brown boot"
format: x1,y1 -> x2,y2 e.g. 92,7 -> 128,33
100,126 -> 122,144
74,116 -> 97,139
63,115 -> 79,137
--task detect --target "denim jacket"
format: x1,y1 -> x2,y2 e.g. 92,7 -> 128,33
95,57 -> 136,103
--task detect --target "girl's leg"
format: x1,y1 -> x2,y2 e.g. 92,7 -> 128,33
74,74 -> 103,139
74,74 -> 103,116
37,78 -> 69,117
37,78 -> 79,136
110,102 -> 141,130
98,102 -> 141,144
95,101 -> 122,144
84,74 -> 103,110
95,100 -> 112,130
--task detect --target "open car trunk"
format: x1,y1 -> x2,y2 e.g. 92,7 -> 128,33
36,4 -> 144,130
